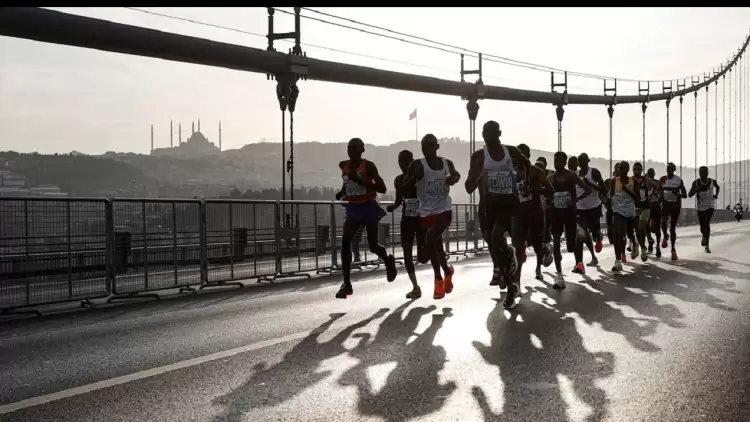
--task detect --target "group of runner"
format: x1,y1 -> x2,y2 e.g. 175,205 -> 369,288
334,121 -> 722,309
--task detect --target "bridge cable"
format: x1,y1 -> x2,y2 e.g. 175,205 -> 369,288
729,67 -> 733,205
723,73 -> 727,207
680,93 -> 684,175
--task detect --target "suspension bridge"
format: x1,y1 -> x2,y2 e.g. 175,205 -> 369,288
0,7 -> 749,422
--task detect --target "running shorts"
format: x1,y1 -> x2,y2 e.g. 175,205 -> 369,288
649,204 -> 661,222
345,201 -> 386,226
577,206 -> 601,233
400,216 -> 423,246
637,207 -> 651,222
661,202 -> 681,223
511,203 -> 544,250
419,210 -> 453,232
551,207 -> 577,253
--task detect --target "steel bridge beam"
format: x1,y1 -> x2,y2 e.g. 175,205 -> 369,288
0,7 -> 748,105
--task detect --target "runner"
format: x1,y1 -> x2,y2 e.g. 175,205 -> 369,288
604,163 -> 620,245
609,161 -> 639,272
659,162 -> 687,261
535,159 -> 556,271
577,153 -> 608,266
548,151 -> 592,288
512,154 -> 555,283
646,168 -> 660,256
335,138 -> 398,299
688,166 -> 720,253
465,120 -> 530,309
387,150 -> 425,298
403,134 -> 460,300
631,162 -> 657,262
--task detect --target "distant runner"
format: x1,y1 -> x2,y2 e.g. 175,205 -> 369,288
688,166 -> 720,253
577,153 -> 607,266
659,162 -> 687,261
609,161 -> 639,272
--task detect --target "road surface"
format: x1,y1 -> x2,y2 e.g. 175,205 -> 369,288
0,222 -> 748,421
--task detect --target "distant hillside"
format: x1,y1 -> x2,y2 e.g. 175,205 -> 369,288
3,137 -> 749,205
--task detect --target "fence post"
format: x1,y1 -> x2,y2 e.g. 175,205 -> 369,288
199,200 -> 208,283
105,198 -> 115,295
274,201 -> 282,275
330,202 -> 337,268
66,200 -> 73,298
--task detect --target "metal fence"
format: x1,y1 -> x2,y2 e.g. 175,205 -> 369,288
0,197 -> 736,313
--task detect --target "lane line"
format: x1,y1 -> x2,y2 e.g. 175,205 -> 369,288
1,222 -> 746,415
0,319 -> 365,415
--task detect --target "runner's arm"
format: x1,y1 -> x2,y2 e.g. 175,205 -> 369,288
678,180 -> 688,198
688,180 -> 698,198
532,166 -> 555,200
335,160 -> 347,200
465,150 -> 484,194
507,145 -> 531,169
364,161 -> 388,194
589,168 -> 608,195
446,159 -> 461,186
573,174 -> 593,201
387,175 -> 403,212
402,160 -> 424,190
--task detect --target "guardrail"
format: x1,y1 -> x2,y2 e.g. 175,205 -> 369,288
0,197 -> 737,314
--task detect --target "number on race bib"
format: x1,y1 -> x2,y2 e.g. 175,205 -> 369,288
403,198 -> 420,217
345,178 -> 367,196
487,171 -> 513,194
553,192 -> 571,208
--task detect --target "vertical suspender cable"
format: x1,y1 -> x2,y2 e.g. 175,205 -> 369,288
642,102 -> 647,166
666,98 -> 671,165
729,70 -> 733,205
694,90 -> 698,180
714,78 -> 718,203
608,105 -> 614,177
723,75 -> 727,207
705,84 -> 709,173
736,65 -> 739,205
680,95 -> 684,175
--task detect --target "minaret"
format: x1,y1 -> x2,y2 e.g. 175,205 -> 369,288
198,119 -> 201,133
192,121 -> 195,135
178,123 -> 182,144
150,124 -> 154,154
170,120 -> 173,148
219,121 -> 222,151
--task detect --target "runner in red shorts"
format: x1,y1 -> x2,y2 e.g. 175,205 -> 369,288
402,134 -> 461,300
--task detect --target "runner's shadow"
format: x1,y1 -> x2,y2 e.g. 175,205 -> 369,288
340,306 -> 455,422
210,308 -> 388,422
472,299 -> 614,421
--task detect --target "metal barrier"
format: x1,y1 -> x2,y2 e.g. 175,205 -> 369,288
0,196 -> 736,313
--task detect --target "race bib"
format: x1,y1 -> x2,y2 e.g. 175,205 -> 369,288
518,181 -> 532,203
403,198 -> 420,217
344,176 -> 367,197
553,191 -> 572,208
639,189 -> 647,202
426,179 -> 448,195
663,190 -> 677,202
487,170 -> 513,194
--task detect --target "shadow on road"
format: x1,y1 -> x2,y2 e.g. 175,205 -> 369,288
209,307 -> 389,422
339,304 -> 455,422
472,298 -> 614,422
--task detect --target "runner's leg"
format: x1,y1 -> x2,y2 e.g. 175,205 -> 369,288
401,217 -> 421,297
364,217 -> 397,281
704,208 -> 714,250
336,217 -> 363,298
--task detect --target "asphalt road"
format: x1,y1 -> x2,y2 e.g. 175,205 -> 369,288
0,221 -> 748,421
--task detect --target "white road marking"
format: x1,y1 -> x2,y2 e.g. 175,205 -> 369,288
0,318 -> 373,415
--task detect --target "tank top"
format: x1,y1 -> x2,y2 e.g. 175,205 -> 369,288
341,160 -> 377,204
647,178 -> 660,207
634,176 -> 649,208
416,157 -> 452,217
613,177 -> 637,218
661,175 -> 682,203
695,178 -> 715,211
576,168 -> 602,210
483,145 -> 517,197
551,172 -> 576,210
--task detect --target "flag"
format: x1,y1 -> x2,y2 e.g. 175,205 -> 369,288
409,109 -> 417,121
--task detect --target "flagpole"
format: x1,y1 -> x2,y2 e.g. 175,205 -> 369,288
415,114 -> 419,142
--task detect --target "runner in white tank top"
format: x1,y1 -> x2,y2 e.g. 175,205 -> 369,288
576,153 -> 608,264
658,162 -> 687,260
688,166 -> 721,253
465,121 -> 531,310
402,134 -> 460,300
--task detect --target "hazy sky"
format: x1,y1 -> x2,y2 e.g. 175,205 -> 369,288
1,7 -> 749,166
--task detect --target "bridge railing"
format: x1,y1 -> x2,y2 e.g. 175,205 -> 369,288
0,196 -> 736,312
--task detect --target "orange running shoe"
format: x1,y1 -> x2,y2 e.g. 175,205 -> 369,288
433,278 -> 445,300
443,266 -> 455,294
